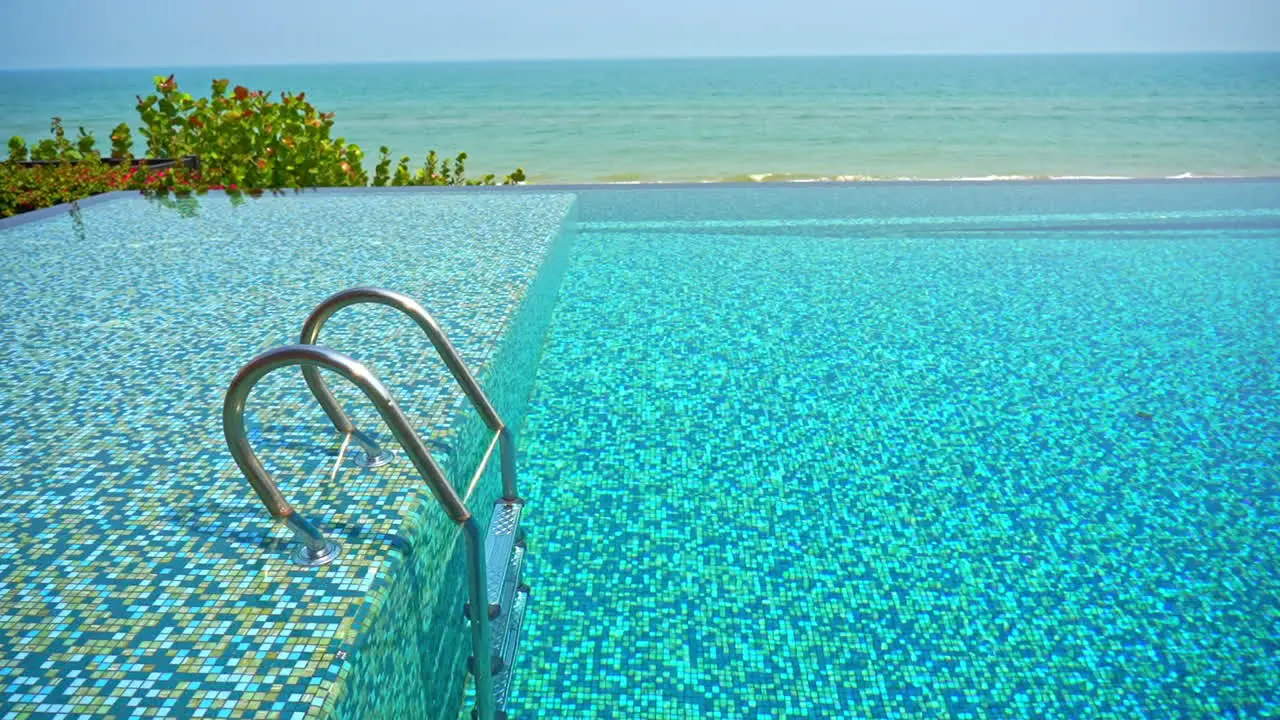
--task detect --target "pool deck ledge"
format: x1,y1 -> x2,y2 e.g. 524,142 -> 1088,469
0,190 -> 577,719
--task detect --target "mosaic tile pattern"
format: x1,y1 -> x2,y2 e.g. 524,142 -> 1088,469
515,183 -> 1280,718
332,201 -> 576,720
0,190 -> 576,719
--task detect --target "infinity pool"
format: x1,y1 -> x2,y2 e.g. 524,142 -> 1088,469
513,182 -> 1280,718
0,180 -> 1277,720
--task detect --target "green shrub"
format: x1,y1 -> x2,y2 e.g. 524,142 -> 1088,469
7,136 -> 27,162
134,75 -> 367,188
1,73 -> 529,217
373,146 -> 392,187
109,123 -> 133,160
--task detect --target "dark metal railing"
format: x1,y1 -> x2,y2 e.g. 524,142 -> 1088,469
13,155 -> 201,171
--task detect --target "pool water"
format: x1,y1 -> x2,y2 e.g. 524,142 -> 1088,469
0,180 -> 1276,720
512,184 -> 1280,718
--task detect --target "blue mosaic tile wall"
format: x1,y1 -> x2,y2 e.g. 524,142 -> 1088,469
0,190 -> 575,719
513,181 -> 1280,718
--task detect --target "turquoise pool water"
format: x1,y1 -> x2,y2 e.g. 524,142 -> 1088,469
513,182 -> 1280,718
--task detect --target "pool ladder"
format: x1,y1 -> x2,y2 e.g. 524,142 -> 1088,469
222,288 -> 528,720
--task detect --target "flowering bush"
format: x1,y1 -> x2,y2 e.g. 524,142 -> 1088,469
0,158 -> 133,217
2,74 -> 527,217
135,75 -> 368,189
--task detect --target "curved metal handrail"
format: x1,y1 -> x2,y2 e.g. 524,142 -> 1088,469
222,343 -> 498,720
223,344 -> 473,538
299,287 -> 518,500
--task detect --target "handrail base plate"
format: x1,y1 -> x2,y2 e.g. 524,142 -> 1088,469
292,540 -> 341,566
349,448 -> 393,468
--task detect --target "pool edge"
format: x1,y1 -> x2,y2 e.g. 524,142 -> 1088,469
317,196 -> 580,720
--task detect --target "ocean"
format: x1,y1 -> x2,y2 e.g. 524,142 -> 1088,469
2,54 -> 1278,184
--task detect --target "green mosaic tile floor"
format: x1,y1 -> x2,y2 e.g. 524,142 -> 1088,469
512,183 -> 1280,718
0,191 -> 575,719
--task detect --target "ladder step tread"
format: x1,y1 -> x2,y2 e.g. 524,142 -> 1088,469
492,586 -> 530,712
488,543 -> 525,658
484,500 -> 523,612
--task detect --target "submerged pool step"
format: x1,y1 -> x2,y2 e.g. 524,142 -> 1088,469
469,498 -> 529,719
489,542 -> 526,647
492,586 -> 530,716
485,499 -> 525,616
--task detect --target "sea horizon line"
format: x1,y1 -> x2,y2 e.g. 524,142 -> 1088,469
3,49 -> 1278,73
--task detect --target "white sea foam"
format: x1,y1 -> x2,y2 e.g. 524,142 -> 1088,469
1161,172 -> 1247,180
729,173 -> 1143,184
950,174 -> 1040,182
1047,175 -> 1134,181
596,171 -> 1253,185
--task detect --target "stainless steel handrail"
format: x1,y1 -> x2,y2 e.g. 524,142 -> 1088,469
299,287 -> 519,501
222,344 -> 498,720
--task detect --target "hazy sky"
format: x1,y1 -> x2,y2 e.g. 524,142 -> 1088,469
3,0 -> 1278,68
